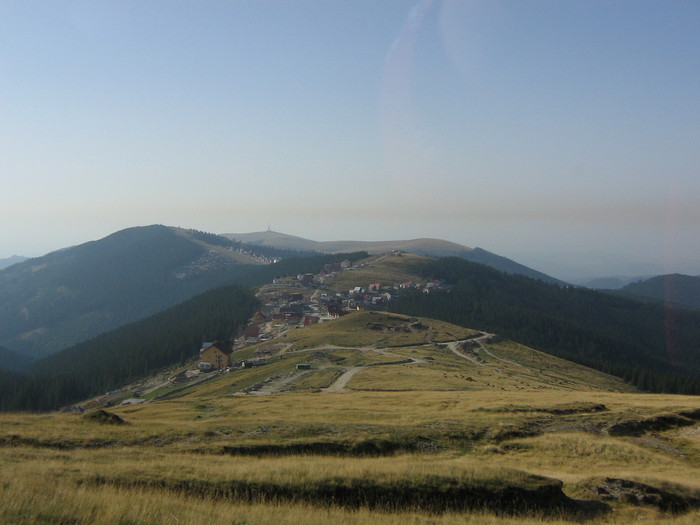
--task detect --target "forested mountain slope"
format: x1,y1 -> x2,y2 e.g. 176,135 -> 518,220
0,284 -> 257,411
0,250 -> 369,411
390,258 -> 700,394
618,273 -> 700,310
0,346 -> 33,372
0,255 -> 27,270
0,225 -> 295,361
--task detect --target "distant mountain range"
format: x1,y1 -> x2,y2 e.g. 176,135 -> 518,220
617,274 -> 700,310
574,275 -> 655,290
0,255 -> 28,270
223,231 -> 566,285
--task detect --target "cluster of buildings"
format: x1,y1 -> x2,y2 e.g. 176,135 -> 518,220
331,279 -> 449,309
197,254 -> 451,370
233,246 -> 281,264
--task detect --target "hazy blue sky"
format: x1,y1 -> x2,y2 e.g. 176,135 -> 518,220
2,0 -> 699,280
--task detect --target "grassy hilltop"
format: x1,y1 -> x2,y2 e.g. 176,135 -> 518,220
2,310 -> 700,524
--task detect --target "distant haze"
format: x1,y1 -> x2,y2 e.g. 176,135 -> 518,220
3,222 -> 699,283
0,256 -> 28,271
2,1 -> 699,281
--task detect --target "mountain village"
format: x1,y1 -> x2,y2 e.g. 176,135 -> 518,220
70,252 -> 452,410
198,252 -> 451,371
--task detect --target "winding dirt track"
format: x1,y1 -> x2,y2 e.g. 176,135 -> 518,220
249,334 -> 522,395
446,340 -> 485,366
480,344 -> 525,368
321,346 -> 425,393
322,366 -> 364,393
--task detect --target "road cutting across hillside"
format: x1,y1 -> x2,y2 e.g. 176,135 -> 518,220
242,332 -> 535,396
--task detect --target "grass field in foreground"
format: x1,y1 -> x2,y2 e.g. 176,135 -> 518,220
2,388 -> 700,524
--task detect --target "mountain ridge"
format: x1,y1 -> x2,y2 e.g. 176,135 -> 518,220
0,225 -> 269,361
617,273 -> 700,310
0,255 -> 28,271
223,230 -> 565,285
574,275 -> 655,290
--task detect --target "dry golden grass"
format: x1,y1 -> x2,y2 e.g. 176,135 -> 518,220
281,311 -> 479,350
2,391 -> 694,450
227,312 -> 631,397
0,445 -> 569,523
292,367 -> 344,389
474,431 -> 700,487
3,464 -> 699,525
348,362 -> 485,391
3,467 -> 640,525
2,387 -> 700,524
480,341 -> 636,393
328,253 -> 429,290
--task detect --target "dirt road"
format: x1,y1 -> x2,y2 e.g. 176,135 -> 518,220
322,366 -> 364,393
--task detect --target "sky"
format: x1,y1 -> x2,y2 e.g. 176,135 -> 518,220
1,0 -> 699,281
